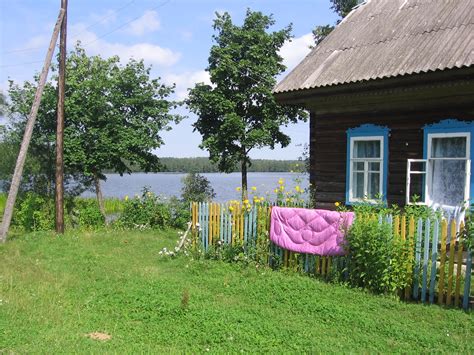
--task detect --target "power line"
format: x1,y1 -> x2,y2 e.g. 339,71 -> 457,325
0,0 -> 171,68
82,0 -> 170,48
1,0 -> 136,55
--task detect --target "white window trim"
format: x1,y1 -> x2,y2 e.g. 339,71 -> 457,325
425,132 -> 471,207
348,135 -> 384,203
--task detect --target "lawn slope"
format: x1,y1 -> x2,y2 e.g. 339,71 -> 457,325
0,230 -> 473,352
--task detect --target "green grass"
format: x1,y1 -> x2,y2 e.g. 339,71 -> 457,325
0,193 -> 6,216
1,230 -> 473,352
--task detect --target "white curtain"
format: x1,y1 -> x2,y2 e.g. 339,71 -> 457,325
430,137 -> 466,207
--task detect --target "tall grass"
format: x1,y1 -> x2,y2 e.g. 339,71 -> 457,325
0,192 -> 6,216
74,196 -> 125,215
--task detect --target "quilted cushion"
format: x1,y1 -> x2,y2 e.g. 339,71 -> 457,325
270,207 -> 354,256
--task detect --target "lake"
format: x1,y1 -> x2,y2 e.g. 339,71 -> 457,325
81,172 -> 309,202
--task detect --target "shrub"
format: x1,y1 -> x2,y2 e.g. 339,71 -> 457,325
117,187 -> 171,229
71,199 -> 105,229
181,173 -> 215,203
13,193 -> 55,231
344,213 -> 410,295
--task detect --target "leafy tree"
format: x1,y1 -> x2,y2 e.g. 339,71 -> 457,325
0,91 -> 6,116
181,173 -> 216,203
6,44 -> 181,215
312,0 -> 358,45
187,10 -> 307,199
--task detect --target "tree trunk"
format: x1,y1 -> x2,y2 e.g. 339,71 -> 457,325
94,173 -> 106,218
241,160 -> 248,201
55,0 -> 67,234
0,8 -> 65,242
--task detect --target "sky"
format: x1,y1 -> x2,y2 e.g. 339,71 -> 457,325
0,0 -> 339,159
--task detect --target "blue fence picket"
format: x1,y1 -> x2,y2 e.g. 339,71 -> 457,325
413,218 -> 423,300
463,250 -> 472,310
220,205 -> 224,242
429,218 -> 439,303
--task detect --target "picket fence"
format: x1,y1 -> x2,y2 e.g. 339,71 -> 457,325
191,202 -> 473,311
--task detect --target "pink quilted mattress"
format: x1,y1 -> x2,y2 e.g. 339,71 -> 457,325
270,207 -> 354,256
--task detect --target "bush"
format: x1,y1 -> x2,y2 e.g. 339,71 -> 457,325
117,187 -> 172,230
181,173 -> 215,202
13,193 -> 55,231
344,214 -> 410,295
71,199 -> 105,229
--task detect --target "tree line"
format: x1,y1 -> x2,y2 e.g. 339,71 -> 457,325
155,157 -> 300,173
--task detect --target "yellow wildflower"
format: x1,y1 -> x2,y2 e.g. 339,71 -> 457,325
295,185 -> 301,193
124,195 -> 129,201
236,187 -> 241,192
251,186 -> 257,191
260,197 -> 265,202
274,188 -> 279,193
335,202 -> 340,207
280,185 -> 285,191
278,178 -> 284,185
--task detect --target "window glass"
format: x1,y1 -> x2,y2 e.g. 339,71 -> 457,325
367,172 -> 380,199
353,140 -> 381,158
431,160 -> 466,206
353,171 -> 364,199
431,137 -> 466,158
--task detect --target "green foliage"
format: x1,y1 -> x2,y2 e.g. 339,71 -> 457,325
5,44 -> 180,198
156,157 -> 299,173
181,173 -> 216,203
117,188 -> 171,230
312,0 -> 358,45
330,0 -> 359,18
0,193 -> 6,216
187,10 -> 307,195
70,199 -> 105,229
117,188 -> 189,230
312,24 -> 334,45
1,230 -> 473,353
13,193 -> 55,231
345,209 -> 411,295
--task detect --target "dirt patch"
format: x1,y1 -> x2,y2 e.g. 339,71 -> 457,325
86,332 -> 112,341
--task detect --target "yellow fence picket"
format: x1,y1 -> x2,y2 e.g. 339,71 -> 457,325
446,220 -> 457,305
400,216 -> 406,241
438,220 -> 448,305
394,215 -> 400,238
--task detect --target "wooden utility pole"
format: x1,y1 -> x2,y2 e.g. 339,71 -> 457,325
0,8 -> 65,242
55,0 -> 68,234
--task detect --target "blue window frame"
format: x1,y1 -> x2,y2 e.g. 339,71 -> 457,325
422,119 -> 474,207
346,124 -> 389,204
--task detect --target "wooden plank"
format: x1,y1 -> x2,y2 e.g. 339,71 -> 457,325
400,215 -> 406,241
446,220 -> 457,306
413,218 -> 423,300
438,219 -> 448,305
327,257 -> 331,277
454,236 -> 464,307
421,218 -> 430,303
321,256 -> 327,276
462,250 -> 472,310
393,215 -> 400,238
405,216 -> 415,300
315,256 -> 320,274
429,218 -> 439,304
209,203 -> 213,247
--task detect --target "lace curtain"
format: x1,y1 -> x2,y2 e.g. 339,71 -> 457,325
430,137 -> 467,207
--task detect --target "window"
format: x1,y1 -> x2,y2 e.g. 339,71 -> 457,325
407,119 -> 473,210
346,125 -> 389,204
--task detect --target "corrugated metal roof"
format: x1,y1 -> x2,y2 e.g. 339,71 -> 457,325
274,0 -> 474,94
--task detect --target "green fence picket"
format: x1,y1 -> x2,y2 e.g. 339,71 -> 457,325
421,218 -> 431,303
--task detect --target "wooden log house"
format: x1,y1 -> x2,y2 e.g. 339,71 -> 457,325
274,0 -> 474,212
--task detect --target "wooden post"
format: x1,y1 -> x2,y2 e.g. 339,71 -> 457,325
0,8 -> 65,242
55,0 -> 68,234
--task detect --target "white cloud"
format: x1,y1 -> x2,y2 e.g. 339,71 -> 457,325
89,9 -> 118,26
163,70 -> 211,100
125,10 -> 160,36
71,24 -> 181,67
279,33 -> 313,72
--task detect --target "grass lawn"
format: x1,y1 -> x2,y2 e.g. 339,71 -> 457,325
1,229 -> 473,352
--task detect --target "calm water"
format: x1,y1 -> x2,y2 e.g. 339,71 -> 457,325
82,172 -> 309,202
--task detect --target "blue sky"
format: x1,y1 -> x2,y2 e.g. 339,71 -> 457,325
0,0 -> 338,159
